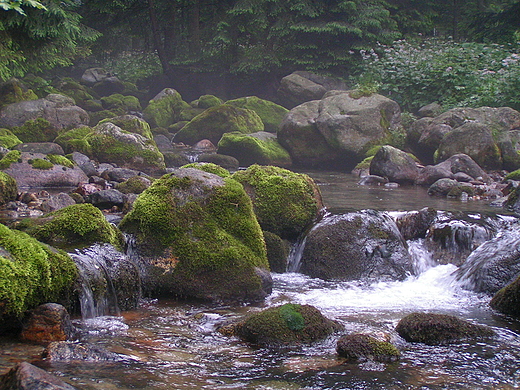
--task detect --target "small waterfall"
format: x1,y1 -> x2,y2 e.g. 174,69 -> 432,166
71,244 -> 142,319
408,239 -> 435,274
286,235 -> 307,273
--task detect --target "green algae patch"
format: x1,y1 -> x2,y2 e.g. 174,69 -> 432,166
232,165 -> 322,239
0,171 -> 17,205
226,96 -> 289,133
0,224 -> 77,319
217,131 -> 292,167
0,128 -> 22,149
173,104 -> 264,146
17,203 -> 124,251
234,303 -> 342,346
181,162 -> 231,178
0,150 -> 21,170
119,168 -> 270,302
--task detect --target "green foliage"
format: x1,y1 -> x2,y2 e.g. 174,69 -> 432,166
0,0 -> 45,15
101,50 -> 163,84
355,38 -> 520,111
0,223 -> 77,318
0,0 -> 100,82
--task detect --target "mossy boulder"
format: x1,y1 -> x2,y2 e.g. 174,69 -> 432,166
231,165 -> 323,239
173,104 -> 264,146
119,168 -> 271,302
100,93 -> 141,115
115,175 -> 152,194
143,88 -> 191,128
181,162 -> 231,178
10,118 -> 60,143
194,94 -> 224,109
336,334 -> 400,363
490,275 -> 520,317
197,153 -> 239,170
0,128 -> 22,149
89,109 -> 117,126
0,78 -> 38,108
0,150 -> 21,170
226,96 -> 289,133
55,78 -> 96,109
0,171 -> 17,205
54,122 -> 165,173
396,312 -> 494,345
263,230 -> 290,273
217,131 -> 292,167
233,303 -> 342,346
369,145 -> 419,184
16,203 -> 124,251
0,224 -> 78,321
99,115 -> 153,139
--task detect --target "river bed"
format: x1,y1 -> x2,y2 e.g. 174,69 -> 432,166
1,171 -> 519,389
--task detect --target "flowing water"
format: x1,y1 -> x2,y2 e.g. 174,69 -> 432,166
1,171 -> 520,389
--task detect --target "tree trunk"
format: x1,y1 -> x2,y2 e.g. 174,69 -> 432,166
147,0 -> 171,74
189,0 -> 201,55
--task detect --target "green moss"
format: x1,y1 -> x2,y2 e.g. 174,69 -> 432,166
10,118 -> 58,143
0,224 -> 77,319
181,162 -> 231,178
18,203 -> 124,251
29,158 -> 54,170
504,169 -> 520,181
82,99 -> 103,112
235,303 -> 342,346
89,110 -> 117,126
46,154 -> 75,168
217,132 -> 292,167
0,80 -> 38,108
232,165 -> 321,239
0,128 -> 22,149
143,89 -> 191,128
196,95 -> 223,109
99,115 -> 153,139
336,334 -> 400,363
115,176 -> 152,194
0,150 -> 22,170
100,94 -> 141,114
447,185 -> 475,198
226,96 -> 289,133
54,126 -> 93,155
174,104 -> 264,146
0,171 -> 17,205
354,156 -> 374,170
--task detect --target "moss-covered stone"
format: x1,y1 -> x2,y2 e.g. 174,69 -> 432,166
82,99 -> 103,112
46,154 -> 75,169
0,171 -> 17,205
195,94 -> 224,109
89,110 -> 117,126
217,131 -> 292,167
21,75 -> 59,98
17,203 -> 124,251
10,118 -> 58,143
143,88 -> 191,128
0,128 -> 22,149
0,150 -> 22,170
0,224 -> 77,320
226,96 -> 289,133
263,230 -> 289,273
490,275 -> 520,317
29,158 -> 54,170
232,165 -> 322,239
115,176 -> 152,194
100,93 -> 141,115
181,162 -> 231,178
119,168 -> 270,302
447,185 -> 475,198
0,78 -> 38,108
173,104 -> 264,146
99,115 -> 153,139
504,169 -> 520,181
336,333 -> 400,363
396,312 -> 494,345
54,126 -> 93,155
233,303 -> 342,346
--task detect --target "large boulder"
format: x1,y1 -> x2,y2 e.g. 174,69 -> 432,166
142,88 -> 191,128
98,115 -> 152,138
416,153 -> 491,186
2,152 -> 88,188
173,104 -> 264,146
232,165 -> 323,240
225,96 -> 289,133
0,224 -> 77,323
299,210 -> 414,281
20,303 -> 75,343
277,71 -> 348,109
0,78 -> 38,108
396,312 -> 494,345
490,274 -> 520,317
55,122 -> 165,173
279,91 -> 401,168
16,203 -> 123,251
0,93 -> 89,133
0,362 -> 79,390
217,131 -> 292,168
407,107 -> 520,170
455,226 -> 520,294
119,168 -> 271,303
232,303 -> 342,347
336,333 -> 400,363
369,145 -> 419,184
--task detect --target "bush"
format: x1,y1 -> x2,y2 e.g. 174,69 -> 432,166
355,39 -> 520,112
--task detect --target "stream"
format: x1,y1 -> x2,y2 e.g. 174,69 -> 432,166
1,171 -> 519,389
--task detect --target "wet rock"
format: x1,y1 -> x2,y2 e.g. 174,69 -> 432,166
396,312 -> 494,345
357,175 -> 388,186
86,189 -> 125,210
100,167 -> 141,183
263,231 -> 290,273
427,178 -> 460,197
39,193 -> 76,213
369,145 -> 419,184
193,139 -> 217,152
197,153 -> 239,170
455,226 -> 520,294
490,274 -> 520,317
81,67 -> 111,86
233,303 -> 342,346
154,134 -> 174,153
14,142 -> 65,155
92,77 -> 125,97
20,303 -> 75,343
300,210 -> 414,281
0,362 -> 78,390
225,96 -> 289,133
71,152 -> 97,177
336,333 -> 400,363
42,341 -> 123,362
115,176 -> 152,194
394,207 -> 437,241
